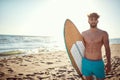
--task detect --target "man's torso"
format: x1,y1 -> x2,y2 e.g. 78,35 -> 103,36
82,29 -> 105,60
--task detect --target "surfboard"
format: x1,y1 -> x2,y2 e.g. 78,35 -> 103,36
64,19 -> 85,80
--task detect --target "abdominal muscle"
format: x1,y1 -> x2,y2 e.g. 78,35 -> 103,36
84,44 -> 103,60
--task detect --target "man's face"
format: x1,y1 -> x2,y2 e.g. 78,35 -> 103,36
88,17 -> 98,28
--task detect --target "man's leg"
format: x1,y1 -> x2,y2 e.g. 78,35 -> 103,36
85,75 -> 104,80
85,76 -> 93,80
96,78 -> 104,80
93,60 -> 105,80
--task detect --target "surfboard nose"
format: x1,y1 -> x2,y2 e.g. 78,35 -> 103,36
64,19 -> 74,29
65,19 -> 71,24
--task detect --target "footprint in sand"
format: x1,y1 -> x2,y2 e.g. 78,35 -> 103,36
0,72 -> 5,77
46,62 -> 53,64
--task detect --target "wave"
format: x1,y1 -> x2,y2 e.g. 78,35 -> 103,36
0,35 -> 65,53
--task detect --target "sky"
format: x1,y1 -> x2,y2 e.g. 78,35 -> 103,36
0,0 -> 120,39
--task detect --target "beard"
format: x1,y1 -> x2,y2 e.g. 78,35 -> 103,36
90,23 -> 97,28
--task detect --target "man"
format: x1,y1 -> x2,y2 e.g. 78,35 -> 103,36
82,13 -> 111,80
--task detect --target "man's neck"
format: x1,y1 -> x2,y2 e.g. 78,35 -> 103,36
90,27 -> 98,32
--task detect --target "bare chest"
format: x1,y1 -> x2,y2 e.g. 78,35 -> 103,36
84,32 -> 103,44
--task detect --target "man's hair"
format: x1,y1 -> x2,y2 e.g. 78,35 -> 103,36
88,13 -> 100,19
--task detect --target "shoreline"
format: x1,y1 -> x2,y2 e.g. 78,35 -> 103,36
0,44 -> 120,79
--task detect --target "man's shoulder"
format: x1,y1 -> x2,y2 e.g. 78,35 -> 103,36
82,30 -> 88,37
98,29 -> 108,34
82,29 -> 89,34
98,29 -> 108,37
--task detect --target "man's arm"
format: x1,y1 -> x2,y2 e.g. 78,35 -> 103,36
103,31 -> 111,73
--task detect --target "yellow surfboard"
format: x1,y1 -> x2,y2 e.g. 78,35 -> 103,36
64,19 -> 85,80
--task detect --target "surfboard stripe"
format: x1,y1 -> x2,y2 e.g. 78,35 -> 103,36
75,42 -> 83,57
76,41 -> 85,57
70,44 -> 82,71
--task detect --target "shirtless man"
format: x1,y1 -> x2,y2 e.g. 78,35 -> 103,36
82,13 -> 111,80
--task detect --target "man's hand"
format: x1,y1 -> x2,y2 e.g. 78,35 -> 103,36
105,63 -> 111,74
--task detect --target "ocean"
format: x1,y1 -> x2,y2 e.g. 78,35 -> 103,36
0,35 -> 65,55
0,34 -> 120,55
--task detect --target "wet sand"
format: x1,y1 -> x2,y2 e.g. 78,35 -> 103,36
0,44 -> 120,80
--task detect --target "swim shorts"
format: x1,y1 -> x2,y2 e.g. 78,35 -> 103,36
82,57 -> 105,79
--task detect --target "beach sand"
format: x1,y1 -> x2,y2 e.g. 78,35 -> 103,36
0,44 -> 120,80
